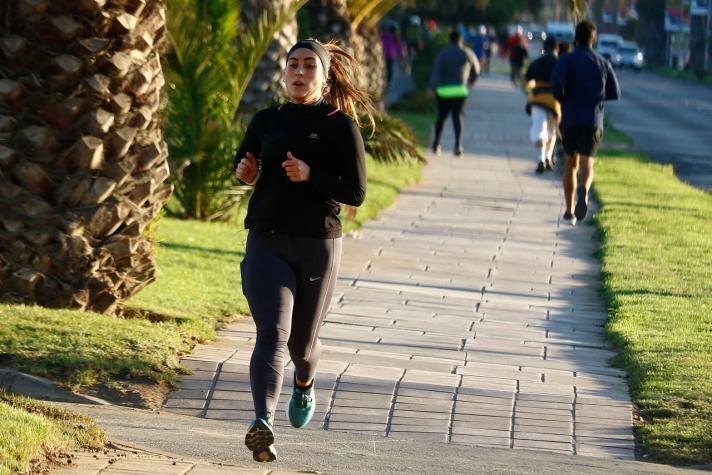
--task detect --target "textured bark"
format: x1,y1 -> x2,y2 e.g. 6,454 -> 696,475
303,0 -> 353,47
302,0 -> 386,106
239,0 -> 298,116
353,21 -> 386,109
0,0 -> 172,313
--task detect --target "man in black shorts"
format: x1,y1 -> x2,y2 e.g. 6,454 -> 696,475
551,20 -> 620,225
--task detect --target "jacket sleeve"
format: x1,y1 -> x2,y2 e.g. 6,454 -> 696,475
233,110 -> 263,184
467,49 -> 481,86
308,117 -> 367,207
551,56 -> 567,101
524,60 -> 535,81
428,52 -> 443,90
604,61 -> 621,101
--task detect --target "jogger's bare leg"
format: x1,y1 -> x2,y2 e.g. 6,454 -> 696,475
579,155 -> 595,192
563,154 -> 580,214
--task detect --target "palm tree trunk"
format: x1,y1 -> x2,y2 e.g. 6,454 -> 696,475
302,0 -> 353,46
0,0 -> 172,313
353,21 -> 386,109
239,0 -> 298,116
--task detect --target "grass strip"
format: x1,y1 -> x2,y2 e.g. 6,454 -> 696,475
594,143 -> 712,465
389,111 -> 434,147
654,66 -> 712,85
0,391 -> 105,475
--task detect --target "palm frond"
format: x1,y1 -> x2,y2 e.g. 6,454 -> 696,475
569,0 -> 589,22
364,0 -> 402,27
349,0 -> 410,29
362,112 -> 426,164
163,0 -> 308,220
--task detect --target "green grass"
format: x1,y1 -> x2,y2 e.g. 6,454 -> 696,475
389,111 -> 434,147
131,215 -> 250,321
0,303 -> 195,391
0,391 -> 105,475
594,144 -> 712,464
655,66 -> 712,85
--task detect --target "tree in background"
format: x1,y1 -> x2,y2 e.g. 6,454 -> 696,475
299,0 -> 353,46
690,5 -> 709,77
636,0 -> 665,67
0,0 -> 173,313
239,0 -> 300,116
528,0 -> 545,20
349,0 -> 404,108
414,0 -> 526,27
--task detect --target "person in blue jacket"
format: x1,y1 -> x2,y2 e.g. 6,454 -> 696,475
551,20 -> 620,225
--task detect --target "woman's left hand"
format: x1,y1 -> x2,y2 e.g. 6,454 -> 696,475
282,151 -> 311,182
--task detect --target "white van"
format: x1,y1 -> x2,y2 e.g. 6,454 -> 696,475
545,22 -> 574,43
596,33 -> 624,67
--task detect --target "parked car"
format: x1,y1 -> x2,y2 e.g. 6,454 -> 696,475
546,21 -> 574,44
526,23 -> 546,41
596,33 -> 624,68
617,41 -> 644,71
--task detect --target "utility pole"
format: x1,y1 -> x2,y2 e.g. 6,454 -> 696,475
706,0 -> 712,71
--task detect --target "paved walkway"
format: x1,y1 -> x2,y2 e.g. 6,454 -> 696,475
52,74 -> 653,474
162,75 -> 635,461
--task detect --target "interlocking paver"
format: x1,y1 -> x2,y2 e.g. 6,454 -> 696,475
162,76 -> 635,461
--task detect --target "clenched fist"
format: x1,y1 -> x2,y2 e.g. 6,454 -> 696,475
235,152 -> 258,184
282,151 -> 310,182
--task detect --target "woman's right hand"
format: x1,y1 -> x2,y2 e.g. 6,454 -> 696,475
235,152 -> 258,184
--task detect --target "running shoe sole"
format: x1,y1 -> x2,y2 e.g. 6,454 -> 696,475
574,186 -> 588,221
245,420 -> 276,462
252,446 -> 277,463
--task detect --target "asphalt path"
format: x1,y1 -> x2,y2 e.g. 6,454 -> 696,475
55,403 -> 702,475
606,70 -> 712,190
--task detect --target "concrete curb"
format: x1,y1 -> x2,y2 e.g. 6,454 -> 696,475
0,368 -> 111,405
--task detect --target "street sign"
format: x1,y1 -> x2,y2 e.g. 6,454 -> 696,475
691,0 -> 709,16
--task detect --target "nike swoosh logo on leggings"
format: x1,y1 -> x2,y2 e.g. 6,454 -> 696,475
309,277 -> 321,282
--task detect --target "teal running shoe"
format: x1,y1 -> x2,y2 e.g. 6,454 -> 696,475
287,378 -> 316,428
244,416 -> 276,462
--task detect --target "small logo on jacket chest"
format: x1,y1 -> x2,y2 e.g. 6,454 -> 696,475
307,132 -> 319,140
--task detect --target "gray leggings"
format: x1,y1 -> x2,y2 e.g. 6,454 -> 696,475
240,230 -> 342,419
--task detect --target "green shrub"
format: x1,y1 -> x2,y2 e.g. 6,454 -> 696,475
361,112 -> 426,164
388,90 -> 437,114
411,31 -> 448,91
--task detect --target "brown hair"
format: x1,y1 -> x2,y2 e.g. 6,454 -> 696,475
320,40 -> 377,133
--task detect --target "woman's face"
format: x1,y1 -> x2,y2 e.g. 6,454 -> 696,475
285,48 -> 325,104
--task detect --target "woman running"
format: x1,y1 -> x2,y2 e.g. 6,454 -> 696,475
234,39 -> 375,462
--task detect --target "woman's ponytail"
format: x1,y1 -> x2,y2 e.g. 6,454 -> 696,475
321,40 -> 377,132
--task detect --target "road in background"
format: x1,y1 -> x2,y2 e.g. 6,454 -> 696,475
606,70 -> 712,190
